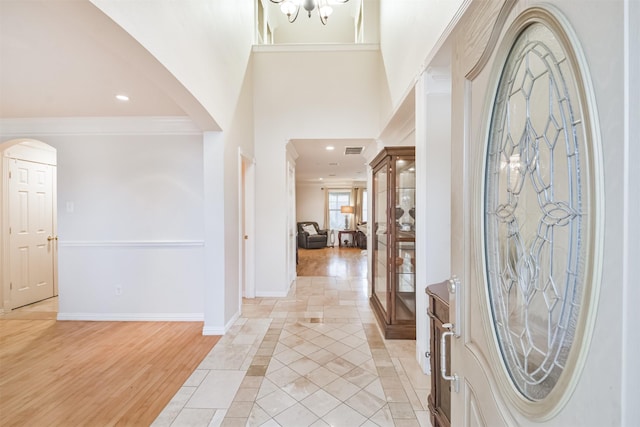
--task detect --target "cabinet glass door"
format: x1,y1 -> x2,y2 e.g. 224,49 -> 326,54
394,157 -> 415,321
373,165 -> 388,313
395,241 -> 415,320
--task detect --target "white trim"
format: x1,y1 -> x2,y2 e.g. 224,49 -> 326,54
59,240 -> 204,248
622,0 -> 640,424
202,326 -> 225,335
252,43 -> 379,53
202,311 -> 240,336
57,312 -> 204,321
255,291 -> 289,298
0,116 -> 201,137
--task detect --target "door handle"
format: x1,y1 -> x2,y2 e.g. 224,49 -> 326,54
441,322 -> 459,393
47,235 -> 58,241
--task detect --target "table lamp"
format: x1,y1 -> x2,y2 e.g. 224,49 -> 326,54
340,205 -> 354,230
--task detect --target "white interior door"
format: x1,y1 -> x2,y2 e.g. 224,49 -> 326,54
447,1 -> 624,426
9,158 -> 55,309
239,152 -> 256,300
287,161 -> 296,284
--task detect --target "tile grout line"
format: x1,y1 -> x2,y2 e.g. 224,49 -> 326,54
221,319 -> 285,425
363,323 -> 420,424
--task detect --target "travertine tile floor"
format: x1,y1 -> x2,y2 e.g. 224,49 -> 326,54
153,276 -> 431,427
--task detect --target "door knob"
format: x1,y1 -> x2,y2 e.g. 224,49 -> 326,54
47,235 -> 58,241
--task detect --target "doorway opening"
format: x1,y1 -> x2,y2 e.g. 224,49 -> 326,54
238,149 -> 255,305
0,139 -> 58,314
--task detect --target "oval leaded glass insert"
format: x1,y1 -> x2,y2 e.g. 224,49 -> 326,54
484,21 -> 590,401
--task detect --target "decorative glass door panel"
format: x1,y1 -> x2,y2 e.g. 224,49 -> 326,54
449,5 -> 604,426
484,19 -> 596,404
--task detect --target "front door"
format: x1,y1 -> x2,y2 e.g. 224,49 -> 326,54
9,158 -> 55,309
448,1 -> 626,425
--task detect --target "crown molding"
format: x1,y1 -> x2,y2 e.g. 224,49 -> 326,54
252,43 -> 379,53
0,116 -> 202,137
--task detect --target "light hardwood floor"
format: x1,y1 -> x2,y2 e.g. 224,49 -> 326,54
0,298 -> 219,427
296,246 -> 368,278
0,249 -> 362,426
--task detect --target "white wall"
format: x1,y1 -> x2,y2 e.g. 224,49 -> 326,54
203,131 -> 226,332
91,0 -> 255,131
222,59 -> 255,324
379,0 -> 466,111
296,181 -> 367,230
0,121 -> 206,320
253,46 -> 382,296
296,183 -> 325,227
414,69 -> 452,374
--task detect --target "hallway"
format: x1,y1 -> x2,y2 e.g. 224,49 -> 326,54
296,247 -> 368,278
154,254 -> 430,426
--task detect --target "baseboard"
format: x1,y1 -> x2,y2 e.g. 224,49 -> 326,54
202,325 -> 225,335
57,312 -> 204,322
202,311 -> 240,336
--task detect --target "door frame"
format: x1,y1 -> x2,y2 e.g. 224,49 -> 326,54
238,148 -> 256,304
286,160 -> 297,285
0,138 -> 58,312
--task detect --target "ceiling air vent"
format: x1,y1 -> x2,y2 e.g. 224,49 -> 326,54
344,146 -> 364,155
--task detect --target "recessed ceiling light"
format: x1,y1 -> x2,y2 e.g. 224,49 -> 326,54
115,94 -> 130,101
319,177 -> 324,180
409,167 -> 415,171
326,146 -> 335,151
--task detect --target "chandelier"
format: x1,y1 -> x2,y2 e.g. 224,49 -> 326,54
270,0 -> 349,25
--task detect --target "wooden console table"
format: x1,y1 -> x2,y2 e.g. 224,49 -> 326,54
427,281 -> 451,427
338,230 -> 356,247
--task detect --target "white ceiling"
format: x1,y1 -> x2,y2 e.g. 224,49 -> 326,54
292,138 -> 375,184
0,0 -> 189,119
1,0 -> 374,184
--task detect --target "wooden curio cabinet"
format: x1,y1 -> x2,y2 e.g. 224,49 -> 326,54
370,146 -> 416,339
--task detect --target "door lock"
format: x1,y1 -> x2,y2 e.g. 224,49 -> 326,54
448,275 -> 462,337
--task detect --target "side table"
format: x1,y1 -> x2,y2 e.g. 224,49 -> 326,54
338,230 -> 357,247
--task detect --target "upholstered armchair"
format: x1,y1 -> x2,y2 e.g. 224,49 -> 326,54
297,222 -> 328,249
